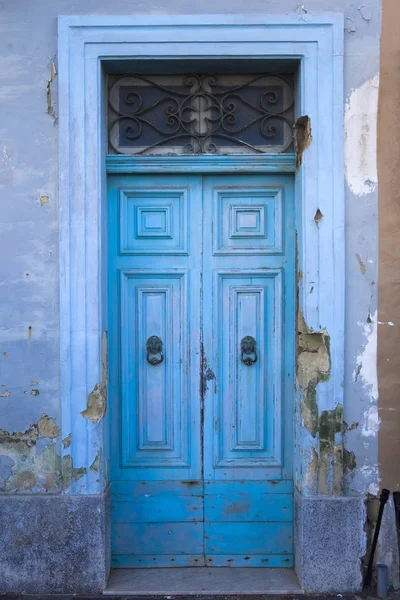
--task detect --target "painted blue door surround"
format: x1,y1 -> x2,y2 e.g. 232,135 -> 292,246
108,165 -> 295,568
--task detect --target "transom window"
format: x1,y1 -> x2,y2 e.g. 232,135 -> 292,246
108,73 -> 295,155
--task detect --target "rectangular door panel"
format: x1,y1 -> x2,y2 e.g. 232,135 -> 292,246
113,522 -> 204,555
204,522 -> 293,555
112,481 -> 203,523
120,270 -> 189,471
212,270 -> 283,477
204,481 -> 293,522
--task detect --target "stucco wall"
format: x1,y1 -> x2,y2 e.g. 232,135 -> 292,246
0,0 -> 386,583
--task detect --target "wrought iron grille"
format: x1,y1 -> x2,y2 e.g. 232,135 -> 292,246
108,73 -> 295,155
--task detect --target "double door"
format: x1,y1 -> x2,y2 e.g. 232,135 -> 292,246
108,173 -> 295,568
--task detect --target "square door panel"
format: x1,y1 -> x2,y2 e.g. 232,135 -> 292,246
120,188 -> 188,254
213,187 -> 283,254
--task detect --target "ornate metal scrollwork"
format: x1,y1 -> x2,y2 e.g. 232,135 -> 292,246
108,73 -> 294,155
146,335 -> 164,366
240,335 -> 258,366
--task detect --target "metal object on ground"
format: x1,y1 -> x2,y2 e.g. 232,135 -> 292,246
377,563 -> 388,598
364,488 -> 390,589
394,491 -> 400,581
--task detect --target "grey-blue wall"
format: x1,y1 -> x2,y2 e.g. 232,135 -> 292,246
0,0 -> 388,586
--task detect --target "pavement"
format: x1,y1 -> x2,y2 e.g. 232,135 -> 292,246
1,594 -> 399,600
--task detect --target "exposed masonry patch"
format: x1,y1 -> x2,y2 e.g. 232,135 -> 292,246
0,423 -> 61,492
46,59 -> 57,123
62,433 -> 71,449
295,115 -> 312,172
38,414 -> 59,438
314,209 -> 323,225
297,313 -> 349,494
344,75 -> 379,196
0,416 -> 69,493
81,331 -> 108,424
61,455 -> 87,490
90,449 -> 102,473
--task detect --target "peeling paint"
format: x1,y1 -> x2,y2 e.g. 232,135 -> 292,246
0,425 -> 38,445
73,467 -> 86,481
296,3 -> 308,14
0,389 -> 10,397
62,433 -> 71,449
345,75 -> 379,196
361,404 -> 380,437
304,447 -> 319,491
0,420 -> 62,492
318,405 -> 344,494
356,253 -> 367,274
343,448 -> 357,473
46,59 -> 57,121
354,310 -> 378,402
40,195 -> 49,206
81,331 -> 108,424
297,313 -> 330,394
38,414 -> 59,439
0,455 -> 15,480
61,455 -> 87,489
297,313 -> 346,494
295,115 -> 312,172
314,209 -> 323,225
90,449 -> 102,472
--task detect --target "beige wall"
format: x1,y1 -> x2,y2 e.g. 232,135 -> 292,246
378,0 -> 400,491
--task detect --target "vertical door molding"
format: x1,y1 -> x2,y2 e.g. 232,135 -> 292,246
58,15 -> 344,495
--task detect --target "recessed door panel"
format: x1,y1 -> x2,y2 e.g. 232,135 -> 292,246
213,187 -> 283,254
120,271 -> 188,468
213,270 -> 283,474
120,188 -> 188,254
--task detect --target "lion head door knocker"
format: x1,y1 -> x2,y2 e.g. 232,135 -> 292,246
240,335 -> 258,366
146,335 -> 164,366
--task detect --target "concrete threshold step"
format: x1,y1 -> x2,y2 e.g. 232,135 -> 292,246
104,568 -> 304,596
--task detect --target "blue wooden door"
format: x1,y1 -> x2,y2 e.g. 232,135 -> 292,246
109,173 -> 295,568
202,175 -> 295,566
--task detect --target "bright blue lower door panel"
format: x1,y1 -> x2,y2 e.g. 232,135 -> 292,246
108,173 -> 295,567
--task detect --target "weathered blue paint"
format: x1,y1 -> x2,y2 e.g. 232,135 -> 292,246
109,174 -> 204,566
106,154 -> 297,174
109,172 -> 295,566
202,174 -> 295,564
57,15 -> 345,501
